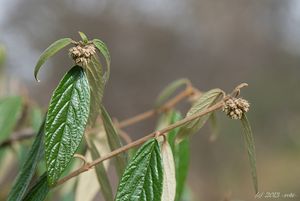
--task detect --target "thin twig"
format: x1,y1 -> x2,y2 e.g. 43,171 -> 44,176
118,87 -> 194,128
54,99 -> 226,187
2,87 -> 194,148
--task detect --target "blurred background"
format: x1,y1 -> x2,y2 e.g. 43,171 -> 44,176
0,0 -> 300,200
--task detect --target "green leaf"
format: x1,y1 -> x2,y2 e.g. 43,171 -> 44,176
115,139 -> 163,201
155,78 -> 190,108
161,141 -> 176,201
85,56 -> 105,125
157,111 -> 190,201
34,38 -> 72,81
23,173 -> 49,201
241,114 -> 258,194
176,88 -> 223,143
45,66 -> 90,185
78,31 -> 88,44
89,140 -> 114,201
174,139 -> 189,201
92,39 -> 111,82
7,121 -> 45,201
0,96 -> 22,142
101,105 -> 128,177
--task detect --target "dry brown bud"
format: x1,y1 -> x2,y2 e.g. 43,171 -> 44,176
223,97 -> 250,119
69,44 -> 96,65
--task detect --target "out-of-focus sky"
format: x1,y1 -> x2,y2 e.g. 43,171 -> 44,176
1,0 -> 300,200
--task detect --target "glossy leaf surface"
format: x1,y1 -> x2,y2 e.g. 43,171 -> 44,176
45,66 -> 90,185
115,139 -> 163,201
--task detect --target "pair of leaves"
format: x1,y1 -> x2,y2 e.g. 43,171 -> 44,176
115,139 -> 163,201
45,66 -> 90,185
34,32 -> 111,83
176,88 -> 223,143
7,120 -> 45,201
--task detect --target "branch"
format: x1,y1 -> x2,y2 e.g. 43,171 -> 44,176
54,98 -> 226,187
118,86 -> 194,128
2,86 -> 194,148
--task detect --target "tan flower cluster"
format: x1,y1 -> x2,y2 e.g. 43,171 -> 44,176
223,97 -> 250,119
69,44 -> 96,65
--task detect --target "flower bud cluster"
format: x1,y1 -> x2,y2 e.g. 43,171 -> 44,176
69,44 -> 96,65
223,97 -> 250,119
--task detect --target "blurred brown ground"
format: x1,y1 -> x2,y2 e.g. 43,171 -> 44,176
0,0 -> 300,200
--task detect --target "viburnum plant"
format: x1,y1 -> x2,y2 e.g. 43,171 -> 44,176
1,32 -> 258,201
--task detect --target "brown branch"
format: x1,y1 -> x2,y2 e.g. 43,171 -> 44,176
118,87 -> 194,128
54,99 -> 226,187
2,86 -> 194,148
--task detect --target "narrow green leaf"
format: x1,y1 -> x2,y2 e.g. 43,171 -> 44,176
92,39 -> 111,82
0,96 -> 22,142
161,141 -> 176,201
241,114 -> 258,193
101,105 -> 127,177
174,139 -> 189,201
45,66 -> 90,185
89,140 -> 114,201
115,139 -> 163,201
157,111 -> 190,201
85,56 -> 105,125
78,31 -> 88,44
23,173 -> 49,201
155,78 -> 190,108
7,121 -> 45,201
34,38 -> 72,81
176,88 -> 223,143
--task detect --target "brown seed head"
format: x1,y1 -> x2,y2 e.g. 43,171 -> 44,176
223,97 -> 250,119
69,44 -> 96,65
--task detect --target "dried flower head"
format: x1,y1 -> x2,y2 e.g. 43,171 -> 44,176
223,97 -> 250,119
69,44 -> 96,66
